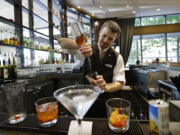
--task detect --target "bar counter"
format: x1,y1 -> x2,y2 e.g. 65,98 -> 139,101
0,113 -> 149,135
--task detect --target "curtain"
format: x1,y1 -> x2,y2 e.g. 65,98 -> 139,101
116,18 -> 135,65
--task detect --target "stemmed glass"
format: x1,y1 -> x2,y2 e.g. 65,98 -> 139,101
71,23 -> 92,73
54,85 -> 103,135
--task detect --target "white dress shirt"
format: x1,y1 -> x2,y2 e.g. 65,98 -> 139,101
98,44 -> 126,84
68,45 -> 126,84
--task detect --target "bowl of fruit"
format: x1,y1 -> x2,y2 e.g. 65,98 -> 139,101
106,98 -> 131,133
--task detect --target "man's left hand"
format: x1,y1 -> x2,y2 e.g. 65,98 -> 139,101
94,75 -> 107,91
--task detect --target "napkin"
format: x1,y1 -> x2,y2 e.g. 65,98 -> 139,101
68,120 -> 93,135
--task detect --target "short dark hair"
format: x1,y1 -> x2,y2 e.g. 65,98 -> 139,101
100,20 -> 121,36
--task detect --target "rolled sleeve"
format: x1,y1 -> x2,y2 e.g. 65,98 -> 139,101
112,54 -> 126,84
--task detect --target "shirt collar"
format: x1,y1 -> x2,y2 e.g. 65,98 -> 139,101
98,43 -> 109,53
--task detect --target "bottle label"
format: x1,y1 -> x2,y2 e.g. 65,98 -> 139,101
3,68 -> 8,79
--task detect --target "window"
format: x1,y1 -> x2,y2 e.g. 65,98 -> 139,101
82,15 -> 90,24
126,36 -> 141,66
22,0 -> 29,9
53,27 -> 61,39
39,0 -> 48,7
167,33 -> 180,62
141,16 -> 165,26
33,0 -> 48,22
142,34 -> 165,64
0,1 -> 14,20
166,14 -> 180,24
22,8 -> 29,27
33,14 -> 49,36
135,18 -> 140,26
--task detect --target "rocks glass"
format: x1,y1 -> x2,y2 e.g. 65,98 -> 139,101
0,81 -> 27,124
35,97 -> 58,127
106,98 -> 131,133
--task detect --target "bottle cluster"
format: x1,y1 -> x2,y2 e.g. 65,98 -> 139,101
0,52 -> 17,80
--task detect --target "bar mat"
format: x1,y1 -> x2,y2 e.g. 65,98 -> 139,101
0,113 -> 144,135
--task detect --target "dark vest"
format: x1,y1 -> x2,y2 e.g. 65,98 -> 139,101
81,44 -> 119,84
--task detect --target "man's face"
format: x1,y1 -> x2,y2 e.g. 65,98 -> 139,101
98,27 -> 117,49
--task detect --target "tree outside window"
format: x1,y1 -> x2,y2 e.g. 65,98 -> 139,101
142,34 -> 165,64
141,16 -> 165,26
167,33 -> 180,62
166,14 -> 180,24
126,36 -> 141,66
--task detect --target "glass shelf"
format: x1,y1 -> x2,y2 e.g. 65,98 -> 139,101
0,16 -> 17,28
0,44 -> 19,48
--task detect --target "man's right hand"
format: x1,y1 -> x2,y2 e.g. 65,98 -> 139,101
79,44 -> 92,57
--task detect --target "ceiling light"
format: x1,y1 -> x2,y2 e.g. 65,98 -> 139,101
71,8 -> 76,12
108,7 -> 132,12
156,8 -> 161,11
99,5 -> 102,8
126,5 -> 129,8
132,11 -> 136,14
90,10 -> 105,14
139,6 -> 159,9
94,21 -> 99,26
77,6 -> 80,9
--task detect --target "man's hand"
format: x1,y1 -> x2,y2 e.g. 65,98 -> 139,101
79,44 -> 92,57
94,75 -> 107,91
94,75 -> 124,92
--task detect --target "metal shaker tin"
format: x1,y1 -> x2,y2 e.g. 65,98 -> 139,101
149,99 -> 169,135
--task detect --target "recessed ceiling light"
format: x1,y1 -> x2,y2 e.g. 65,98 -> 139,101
156,8 -> 161,11
77,6 -> 80,9
71,8 -> 76,12
126,5 -> 129,8
99,5 -> 102,8
95,21 -> 99,26
132,11 -> 136,14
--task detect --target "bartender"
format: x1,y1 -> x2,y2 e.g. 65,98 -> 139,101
79,20 -> 125,92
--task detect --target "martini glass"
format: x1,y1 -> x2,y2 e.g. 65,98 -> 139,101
54,85 -> 103,135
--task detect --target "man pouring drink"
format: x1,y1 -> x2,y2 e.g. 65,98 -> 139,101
59,20 -> 125,92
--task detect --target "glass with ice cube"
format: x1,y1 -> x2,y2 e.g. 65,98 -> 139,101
106,98 -> 131,133
35,97 -> 58,127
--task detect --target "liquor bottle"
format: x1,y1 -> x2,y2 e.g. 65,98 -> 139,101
4,30 -> 10,44
7,54 -> 13,79
2,58 -> 8,79
0,30 -> 4,44
0,60 -> 3,79
12,55 -> 17,79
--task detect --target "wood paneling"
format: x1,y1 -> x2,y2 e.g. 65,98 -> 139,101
134,23 -> 180,35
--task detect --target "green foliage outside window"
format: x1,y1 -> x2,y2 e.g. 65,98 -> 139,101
135,18 -> 140,26
141,16 -> 165,26
167,14 -> 180,24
